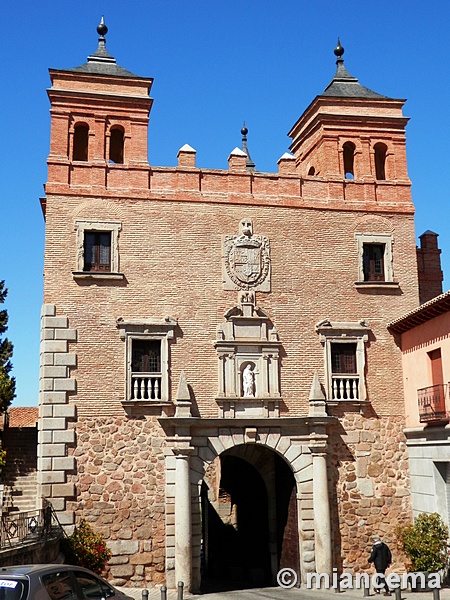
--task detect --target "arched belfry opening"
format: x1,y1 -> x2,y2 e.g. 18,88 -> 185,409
200,444 -> 299,593
374,142 -> 387,180
109,126 -> 125,164
343,141 -> 355,179
72,123 -> 89,161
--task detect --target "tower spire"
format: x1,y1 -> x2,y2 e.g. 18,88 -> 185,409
334,38 -> 345,65
320,39 -> 388,99
88,16 -> 116,63
241,123 -> 256,172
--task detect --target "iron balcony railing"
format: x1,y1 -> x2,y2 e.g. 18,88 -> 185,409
0,502 -> 63,549
418,383 -> 450,423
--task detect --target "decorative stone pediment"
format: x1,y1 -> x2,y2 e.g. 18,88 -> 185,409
222,220 -> 271,292
315,319 -> 371,403
214,292 -> 281,418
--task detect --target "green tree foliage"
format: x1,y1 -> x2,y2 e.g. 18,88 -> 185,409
0,281 -> 15,412
61,520 -> 112,574
395,512 -> 449,572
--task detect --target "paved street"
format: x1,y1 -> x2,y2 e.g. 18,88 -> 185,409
118,584 -> 450,600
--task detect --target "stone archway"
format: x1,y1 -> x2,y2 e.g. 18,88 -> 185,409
200,444 -> 299,592
160,414 -> 335,592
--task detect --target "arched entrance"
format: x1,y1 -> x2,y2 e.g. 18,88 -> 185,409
200,444 -> 299,592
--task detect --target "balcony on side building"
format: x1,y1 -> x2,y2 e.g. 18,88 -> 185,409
418,383 -> 450,423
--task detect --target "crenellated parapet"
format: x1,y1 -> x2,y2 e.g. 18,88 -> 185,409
45,156 -> 414,215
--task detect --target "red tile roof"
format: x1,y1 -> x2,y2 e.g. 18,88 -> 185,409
388,289 -> 450,334
8,407 -> 38,428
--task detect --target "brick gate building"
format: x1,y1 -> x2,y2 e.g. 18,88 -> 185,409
38,23 -> 427,590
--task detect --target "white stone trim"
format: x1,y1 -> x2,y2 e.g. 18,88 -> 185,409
38,303 -> 77,526
117,317 -> 177,404
354,232 -> 394,283
316,320 -> 370,402
74,220 -> 122,273
163,421 -> 330,590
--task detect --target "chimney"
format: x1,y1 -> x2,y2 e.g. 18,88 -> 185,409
417,230 -> 443,304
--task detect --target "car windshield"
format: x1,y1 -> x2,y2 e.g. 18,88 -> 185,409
0,579 -> 28,600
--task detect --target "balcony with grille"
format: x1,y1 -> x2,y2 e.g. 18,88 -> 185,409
418,383 -> 450,423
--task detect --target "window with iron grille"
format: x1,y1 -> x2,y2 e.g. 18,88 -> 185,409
117,318 -> 177,405
331,343 -> 357,373
132,340 -> 161,373
74,221 -> 121,278
83,231 -> 111,272
363,243 -> 385,281
316,320 -> 370,403
355,233 -> 394,286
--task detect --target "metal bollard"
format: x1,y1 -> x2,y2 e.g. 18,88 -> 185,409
142,590 -> 149,600
394,587 -> 401,600
177,581 -> 184,600
160,585 -> 167,600
363,580 -> 370,597
433,588 -> 441,600
334,572 -> 340,593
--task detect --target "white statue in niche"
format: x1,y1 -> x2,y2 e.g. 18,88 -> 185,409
242,364 -> 255,397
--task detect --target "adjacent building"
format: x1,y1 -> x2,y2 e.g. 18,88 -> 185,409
38,24 -> 431,590
388,283 -> 450,526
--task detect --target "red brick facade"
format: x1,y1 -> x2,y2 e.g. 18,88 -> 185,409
38,30 -> 422,590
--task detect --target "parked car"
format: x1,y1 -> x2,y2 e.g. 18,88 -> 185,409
0,565 -> 134,600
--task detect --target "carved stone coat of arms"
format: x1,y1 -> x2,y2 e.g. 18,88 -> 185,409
222,220 -> 271,291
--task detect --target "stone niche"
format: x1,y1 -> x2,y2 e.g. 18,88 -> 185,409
214,291 -> 281,417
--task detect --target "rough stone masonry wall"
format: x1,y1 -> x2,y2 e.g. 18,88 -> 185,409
67,416 -> 166,587
330,413 -> 411,574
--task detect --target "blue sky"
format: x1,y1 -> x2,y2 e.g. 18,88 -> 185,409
2,1 -> 450,406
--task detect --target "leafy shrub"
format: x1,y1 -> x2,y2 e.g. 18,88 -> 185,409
0,448 -> 6,468
61,519 -> 112,574
395,512 -> 449,572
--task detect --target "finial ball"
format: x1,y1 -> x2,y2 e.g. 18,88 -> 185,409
334,39 -> 344,58
97,18 -> 108,37
241,125 -> 248,136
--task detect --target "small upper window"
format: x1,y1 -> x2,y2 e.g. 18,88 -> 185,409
363,243 -> 385,281
374,143 -> 387,180
84,231 -> 111,272
74,221 -> 122,278
109,127 -> 124,164
343,142 -> 355,179
73,124 -> 89,161
308,166 -> 315,176
355,233 -> 395,286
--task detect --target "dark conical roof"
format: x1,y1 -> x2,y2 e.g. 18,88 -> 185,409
322,40 -> 390,99
68,17 -> 142,78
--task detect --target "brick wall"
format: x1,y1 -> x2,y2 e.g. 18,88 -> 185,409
43,194 -> 418,419
41,50 -> 420,587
